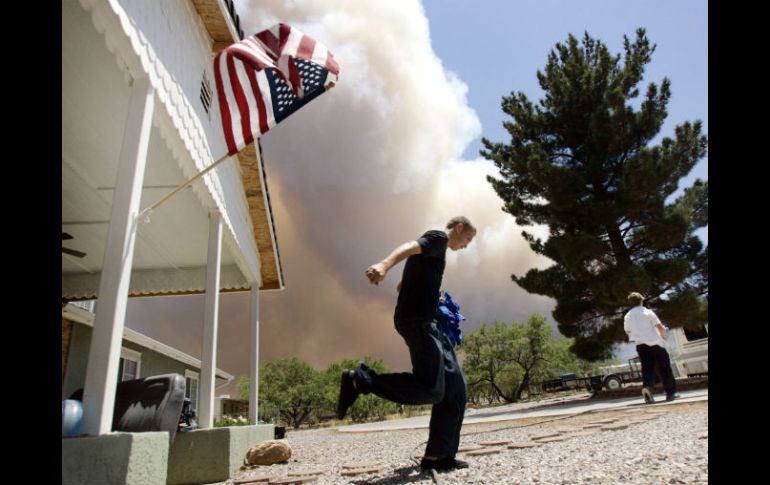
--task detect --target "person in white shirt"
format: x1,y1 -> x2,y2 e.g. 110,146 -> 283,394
623,292 -> 678,403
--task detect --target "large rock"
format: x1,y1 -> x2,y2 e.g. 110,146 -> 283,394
245,440 -> 292,465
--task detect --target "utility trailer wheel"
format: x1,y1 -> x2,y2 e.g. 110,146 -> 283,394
604,375 -> 622,390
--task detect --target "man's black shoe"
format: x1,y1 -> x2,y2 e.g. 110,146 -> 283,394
666,393 -> 681,402
420,457 -> 469,471
336,370 -> 359,419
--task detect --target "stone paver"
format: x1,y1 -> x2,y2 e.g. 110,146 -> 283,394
507,441 -> 540,449
530,431 -> 561,440
234,476 -> 273,484
269,476 -> 318,485
601,423 -> 630,431
536,436 -> 570,443
465,447 -> 504,456
457,444 -> 484,452
339,466 -> 382,477
287,469 -> 324,476
341,461 -> 382,469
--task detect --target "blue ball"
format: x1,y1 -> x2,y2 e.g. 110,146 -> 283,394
62,399 -> 83,437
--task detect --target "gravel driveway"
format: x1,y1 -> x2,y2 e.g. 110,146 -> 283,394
231,400 -> 707,485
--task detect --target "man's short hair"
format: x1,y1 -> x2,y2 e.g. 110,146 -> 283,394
628,292 -> 644,306
446,216 -> 476,233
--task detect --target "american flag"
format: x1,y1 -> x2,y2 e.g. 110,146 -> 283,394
214,23 -> 340,155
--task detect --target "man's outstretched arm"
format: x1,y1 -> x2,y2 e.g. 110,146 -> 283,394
650,311 -> 668,340
365,241 -> 421,285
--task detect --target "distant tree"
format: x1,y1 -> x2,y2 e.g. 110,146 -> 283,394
236,374 -> 250,401
461,314 -> 595,402
238,358 -> 324,429
547,337 -> 617,377
481,28 -> 708,360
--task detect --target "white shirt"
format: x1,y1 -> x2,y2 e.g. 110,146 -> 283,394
624,305 -> 666,347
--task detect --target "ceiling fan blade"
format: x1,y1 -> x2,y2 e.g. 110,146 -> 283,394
62,232 -> 73,241
62,247 -> 87,258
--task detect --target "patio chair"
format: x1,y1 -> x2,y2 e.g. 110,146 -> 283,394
68,373 -> 186,443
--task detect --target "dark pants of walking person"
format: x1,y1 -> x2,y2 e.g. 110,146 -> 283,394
355,317 -> 467,458
636,344 -> 677,398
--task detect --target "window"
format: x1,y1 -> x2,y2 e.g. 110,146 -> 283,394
117,347 -> 141,382
185,370 -> 200,412
71,299 -> 96,313
684,324 -> 708,342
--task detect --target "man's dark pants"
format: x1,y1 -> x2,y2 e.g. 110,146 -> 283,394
355,317 -> 467,458
636,343 -> 677,398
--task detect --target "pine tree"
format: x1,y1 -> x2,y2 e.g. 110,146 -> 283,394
481,29 -> 708,360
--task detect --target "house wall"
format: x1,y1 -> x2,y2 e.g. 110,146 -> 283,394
220,398 -> 249,417
62,318 -> 73,385
63,323 -> 93,399
62,320 -> 223,400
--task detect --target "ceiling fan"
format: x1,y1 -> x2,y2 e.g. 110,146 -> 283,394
62,232 -> 87,258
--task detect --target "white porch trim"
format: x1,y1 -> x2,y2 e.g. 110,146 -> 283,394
199,210 -> 223,428
249,285 -> 259,424
81,76 -> 155,436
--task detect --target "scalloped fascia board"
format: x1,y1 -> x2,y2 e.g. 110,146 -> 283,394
215,0 -> 241,42
252,142 -> 284,289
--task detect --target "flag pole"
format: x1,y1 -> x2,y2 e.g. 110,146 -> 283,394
137,152 -> 232,222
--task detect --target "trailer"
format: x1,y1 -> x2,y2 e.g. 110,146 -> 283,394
540,373 -> 603,393
538,357 -> 644,394
669,326 -> 709,377
596,357 -> 644,390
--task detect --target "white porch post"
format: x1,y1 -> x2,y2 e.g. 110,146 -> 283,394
249,285 -> 260,424
199,210 -> 223,428
81,77 -> 155,436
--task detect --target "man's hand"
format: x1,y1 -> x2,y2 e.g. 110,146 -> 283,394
365,241 -> 420,286
365,263 -> 387,285
656,324 -> 668,341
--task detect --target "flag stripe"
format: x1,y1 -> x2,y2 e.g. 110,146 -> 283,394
282,27 -> 304,57
246,66 -> 269,134
310,43 -> 328,68
256,28 -> 280,57
234,61 -> 260,145
297,35 -> 316,60
235,39 -> 274,67
281,29 -> 305,97
221,53 -> 245,151
255,70 -> 275,133
277,24 -> 292,55
278,55 -> 302,98
325,52 -> 340,77
226,54 -> 251,151
214,52 -> 237,155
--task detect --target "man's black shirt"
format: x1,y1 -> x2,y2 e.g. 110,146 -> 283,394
394,230 -> 448,321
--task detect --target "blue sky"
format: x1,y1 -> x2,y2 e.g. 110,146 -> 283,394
422,0 -> 708,244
